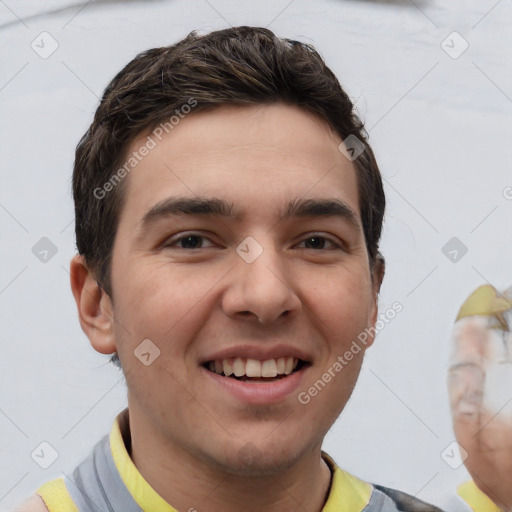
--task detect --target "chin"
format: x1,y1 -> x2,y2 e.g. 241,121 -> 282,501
203,440 -> 307,477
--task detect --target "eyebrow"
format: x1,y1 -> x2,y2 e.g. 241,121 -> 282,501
138,196 -> 361,233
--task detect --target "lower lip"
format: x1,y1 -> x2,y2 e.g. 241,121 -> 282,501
201,366 -> 309,405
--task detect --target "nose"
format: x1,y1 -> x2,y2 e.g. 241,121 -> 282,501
221,240 -> 301,324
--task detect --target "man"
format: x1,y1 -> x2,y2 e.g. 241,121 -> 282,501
17,26 -> 443,511
448,284 -> 512,512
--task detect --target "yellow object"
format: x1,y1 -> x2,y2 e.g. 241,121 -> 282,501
36,411 -> 372,511
322,452 -> 372,512
456,284 -> 512,329
457,480 -> 502,512
109,410 -> 178,512
36,477 -> 79,512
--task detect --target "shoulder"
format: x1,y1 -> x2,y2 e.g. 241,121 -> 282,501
12,494 -> 49,512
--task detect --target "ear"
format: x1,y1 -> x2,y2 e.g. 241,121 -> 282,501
373,252 -> 385,297
70,254 -> 116,355
367,252 -> 386,347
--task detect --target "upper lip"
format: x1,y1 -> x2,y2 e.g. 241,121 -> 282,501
200,344 -> 312,364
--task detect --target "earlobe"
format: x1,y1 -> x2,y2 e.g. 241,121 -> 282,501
70,255 -> 116,355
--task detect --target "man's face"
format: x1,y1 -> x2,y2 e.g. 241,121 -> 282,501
108,103 -> 380,474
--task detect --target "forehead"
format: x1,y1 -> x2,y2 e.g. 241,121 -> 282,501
119,103 -> 360,227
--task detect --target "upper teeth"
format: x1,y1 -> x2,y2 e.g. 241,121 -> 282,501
208,357 -> 299,378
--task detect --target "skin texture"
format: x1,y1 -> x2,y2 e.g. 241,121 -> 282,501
449,316 -> 512,511
69,103 -> 384,512
13,494 -> 48,511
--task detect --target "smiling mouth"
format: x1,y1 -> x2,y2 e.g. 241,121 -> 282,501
203,357 -> 308,382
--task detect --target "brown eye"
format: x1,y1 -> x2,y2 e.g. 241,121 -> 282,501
177,235 -> 204,249
304,237 -> 327,249
164,233 -> 215,249
297,235 -> 340,250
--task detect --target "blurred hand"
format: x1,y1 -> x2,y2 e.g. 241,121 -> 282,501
448,284 -> 512,511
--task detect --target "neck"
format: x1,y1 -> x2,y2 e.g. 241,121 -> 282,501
125,407 -> 332,512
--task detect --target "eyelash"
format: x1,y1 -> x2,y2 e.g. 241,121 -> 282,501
162,232 -> 343,251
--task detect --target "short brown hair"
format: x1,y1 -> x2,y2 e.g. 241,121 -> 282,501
73,26 -> 385,299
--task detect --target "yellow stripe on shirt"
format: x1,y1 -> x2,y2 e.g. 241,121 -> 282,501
110,411 -> 178,512
457,480 -> 502,512
322,452 -> 373,512
36,477 -> 80,512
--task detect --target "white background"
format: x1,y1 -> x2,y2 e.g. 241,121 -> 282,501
1,0 -> 511,510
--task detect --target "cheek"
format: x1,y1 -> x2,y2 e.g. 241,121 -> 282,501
306,265 -> 374,332
112,261 -> 224,356
299,351 -> 365,438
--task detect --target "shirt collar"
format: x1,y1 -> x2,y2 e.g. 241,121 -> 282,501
457,480 -> 502,512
